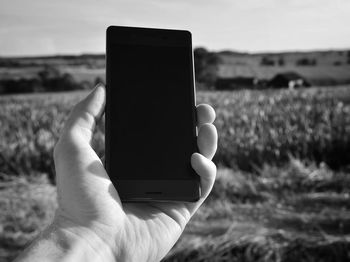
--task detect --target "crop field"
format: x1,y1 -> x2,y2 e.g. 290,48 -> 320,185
218,50 -> 350,86
1,49 -> 350,87
218,64 -> 350,86
1,86 -> 350,261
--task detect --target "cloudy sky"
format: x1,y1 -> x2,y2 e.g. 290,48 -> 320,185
1,0 -> 349,56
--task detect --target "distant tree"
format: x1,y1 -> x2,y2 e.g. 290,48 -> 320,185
347,51 -> 350,64
0,65 -> 87,94
37,67 -> 82,92
260,56 -> 275,66
38,66 -> 61,82
296,57 -> 317,66
278,57 -> 285,66
0,82 -> 6,94
0,59 -> 21,68
59,73 -> 81,91
94,76 -> 105,86
80,80 -> 93,90
194,47 -> 221,90
296,58 -> 306,66
0,78 -> 42,94
333,61 -> 342,66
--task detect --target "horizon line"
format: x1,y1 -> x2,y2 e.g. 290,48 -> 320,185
1,47 -> 349,59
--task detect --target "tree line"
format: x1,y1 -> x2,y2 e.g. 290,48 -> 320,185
0,66 -> 92,94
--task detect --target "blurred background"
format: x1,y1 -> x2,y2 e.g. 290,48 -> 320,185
1,0 -> 350,261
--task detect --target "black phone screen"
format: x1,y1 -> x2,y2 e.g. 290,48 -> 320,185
108,33 -> 197,180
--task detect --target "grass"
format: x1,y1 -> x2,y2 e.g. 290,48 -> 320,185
0,174 -> 56,262
1,86 -> 350,261
0,91 -> 86,181
1,86 -> 350,180
164,160 -> 350,261
201,86 -> 350,171
1,161 -> 349,262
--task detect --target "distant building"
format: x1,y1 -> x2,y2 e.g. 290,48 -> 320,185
268,72 -> 311,88
215,77 -> 259,90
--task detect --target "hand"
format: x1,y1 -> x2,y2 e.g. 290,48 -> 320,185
17,84 -> 217,262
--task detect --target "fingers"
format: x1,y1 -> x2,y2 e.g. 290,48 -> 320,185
197,123 -> 217,160
191,153 -> 216,199
183,153 -> 216,216
182,104 -> 217,216
196,103 -> 218,160
62,84 -> 106,144
196,104 -> 215,126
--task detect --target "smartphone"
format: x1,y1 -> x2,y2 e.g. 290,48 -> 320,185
105,26 -> 200,202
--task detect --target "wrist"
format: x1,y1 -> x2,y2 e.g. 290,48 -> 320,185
51,214 -> 117,262
15,215 -> 117,262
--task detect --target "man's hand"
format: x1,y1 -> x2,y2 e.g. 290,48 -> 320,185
16,84 -> 217,262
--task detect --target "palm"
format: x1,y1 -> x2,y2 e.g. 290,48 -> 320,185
123,202 -> 189,260
54,85 -> 217,261
56,153 -> 197,261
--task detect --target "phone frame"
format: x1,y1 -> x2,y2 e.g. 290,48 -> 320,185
105,26 -> 200,202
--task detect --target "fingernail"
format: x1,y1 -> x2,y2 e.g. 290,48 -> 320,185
92,84 -> 105,95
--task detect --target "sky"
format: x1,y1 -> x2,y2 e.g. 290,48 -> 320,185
0,0 -> 350,56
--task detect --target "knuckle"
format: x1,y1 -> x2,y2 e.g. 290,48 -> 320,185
53,133 -> 77,161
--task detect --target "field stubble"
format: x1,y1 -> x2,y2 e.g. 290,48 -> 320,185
1,161 -> 350,261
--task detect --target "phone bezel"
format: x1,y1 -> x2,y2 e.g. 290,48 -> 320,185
105,26 -> 200,202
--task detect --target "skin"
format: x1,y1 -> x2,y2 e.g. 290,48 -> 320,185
15,84 -> 218,262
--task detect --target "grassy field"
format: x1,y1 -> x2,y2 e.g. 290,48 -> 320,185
1,162 -> 350,261
219,64 -> 350,86
1,86 -> 350,178
1,86 -> 350,261
1,49 -> 350,87
217,50 -> 350,86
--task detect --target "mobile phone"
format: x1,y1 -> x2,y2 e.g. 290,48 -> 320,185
105,26 -> 200,202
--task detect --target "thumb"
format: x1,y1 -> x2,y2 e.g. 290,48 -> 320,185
54,84 -> 105,161
54,84 -> 123,218
54,83 -> 106,180
60,84 -> 105,148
